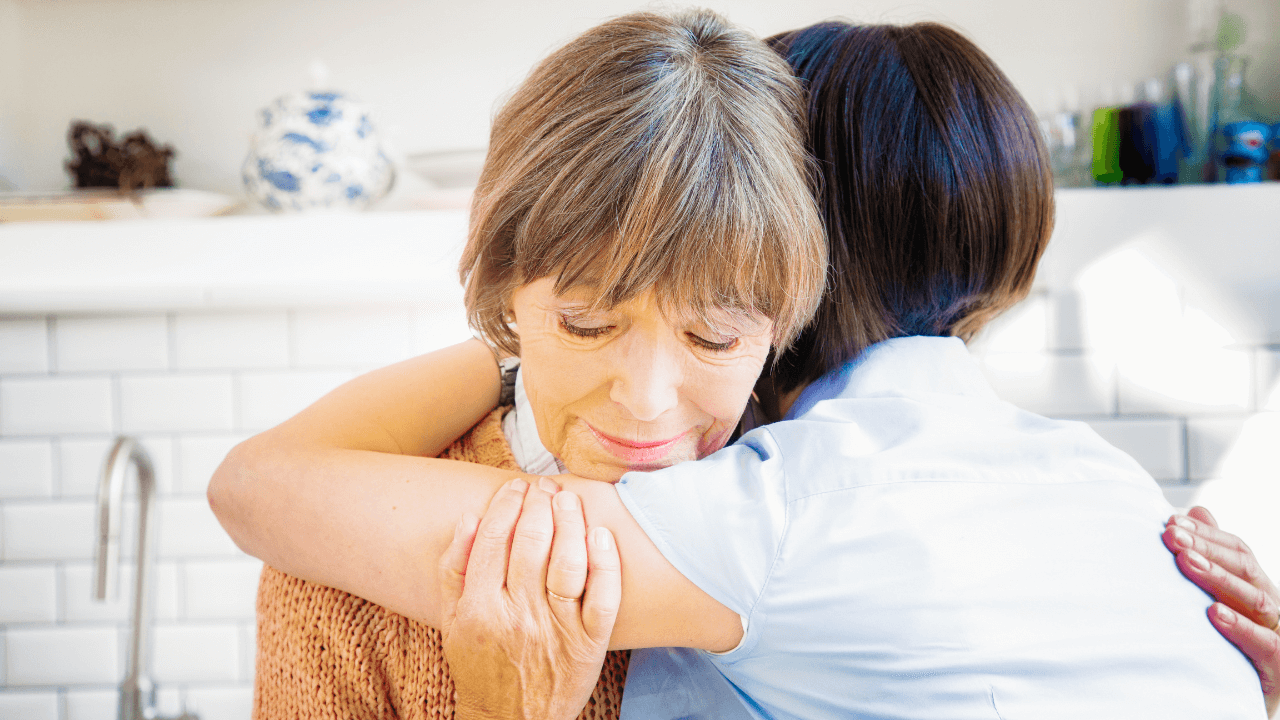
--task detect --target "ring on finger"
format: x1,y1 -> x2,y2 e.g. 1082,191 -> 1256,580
547,588 -> 580,603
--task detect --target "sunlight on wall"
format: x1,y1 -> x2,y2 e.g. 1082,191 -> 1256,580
1191,407 -> 1280,576
978,295 -> 1049,355
1072,240 -> 1276,576
1076,244 -> 1251,411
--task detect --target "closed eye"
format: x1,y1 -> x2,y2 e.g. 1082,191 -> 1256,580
688,333 -> 739,352
560,315 -> 613,339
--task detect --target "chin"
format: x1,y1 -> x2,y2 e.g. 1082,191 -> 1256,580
561,453 -> 685,483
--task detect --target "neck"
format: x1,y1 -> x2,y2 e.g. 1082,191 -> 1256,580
777,384 -> 808,419
753,373 -> 811,423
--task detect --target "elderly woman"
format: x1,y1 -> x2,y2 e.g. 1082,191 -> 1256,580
216,9 -> 823,719
211,14 -> 1280,720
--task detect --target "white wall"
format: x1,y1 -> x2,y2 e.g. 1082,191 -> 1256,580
4,0 -> 1276,195
0,303 -> 472,720
0,0 -> 21,189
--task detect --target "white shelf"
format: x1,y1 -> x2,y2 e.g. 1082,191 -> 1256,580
1,185 -> 1278,325
0,209 -> 469,314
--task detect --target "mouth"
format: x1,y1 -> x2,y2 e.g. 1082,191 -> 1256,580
585,423 -> 688,465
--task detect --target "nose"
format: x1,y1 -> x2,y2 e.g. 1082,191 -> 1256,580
608,334 -> 682,422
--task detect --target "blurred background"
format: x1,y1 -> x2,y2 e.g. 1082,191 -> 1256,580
1,0 -> 1278,194
0,1 -> 1277,719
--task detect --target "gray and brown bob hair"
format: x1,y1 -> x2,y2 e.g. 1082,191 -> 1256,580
460,9 -> 827,357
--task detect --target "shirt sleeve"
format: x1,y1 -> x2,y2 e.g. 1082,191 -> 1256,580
614,427 -> 789,652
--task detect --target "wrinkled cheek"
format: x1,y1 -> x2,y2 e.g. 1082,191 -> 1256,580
696,424 -> 735,459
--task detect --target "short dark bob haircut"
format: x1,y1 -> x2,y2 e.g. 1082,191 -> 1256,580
766,22 -> 1055,392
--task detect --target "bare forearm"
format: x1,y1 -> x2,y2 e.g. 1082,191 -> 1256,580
205,338 -> 740,648
211,439 -> 530,626
207,339 -> 507,625
210,441 -> 740,649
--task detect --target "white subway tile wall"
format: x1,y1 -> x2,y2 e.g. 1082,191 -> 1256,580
1084,418 -> 1185,483
0,318 -> 49,374
0,690 -> 59,720
1,376 -> 115,436
0,295 -> 1273,716
236,370 -> 353,432
172,312 -> 290,371
54,316 -> 169,373
119,375 -> 236,434
0,440 -> 54,498
0,305 -> 461,718
1259,349 -> 1280,411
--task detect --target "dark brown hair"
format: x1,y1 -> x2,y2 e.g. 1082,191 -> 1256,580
460,10 -> 826,357
766,22 -> 1055,392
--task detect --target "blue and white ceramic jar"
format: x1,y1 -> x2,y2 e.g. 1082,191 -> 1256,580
242,91 -> 395,212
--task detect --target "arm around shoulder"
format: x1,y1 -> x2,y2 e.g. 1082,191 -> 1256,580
207,339 -> 512,625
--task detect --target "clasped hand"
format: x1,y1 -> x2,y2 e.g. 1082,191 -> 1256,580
438,477 -> 621,720
1164,507 -> 1280,718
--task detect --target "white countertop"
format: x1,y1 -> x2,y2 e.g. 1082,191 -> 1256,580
2,186 -> 1278,328
0,209 -> 469,313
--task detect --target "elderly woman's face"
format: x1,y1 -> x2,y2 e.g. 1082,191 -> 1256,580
512,277 -> 772,482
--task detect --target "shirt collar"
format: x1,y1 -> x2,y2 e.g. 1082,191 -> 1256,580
505,366 -> 566,476
784,336 -> 996,421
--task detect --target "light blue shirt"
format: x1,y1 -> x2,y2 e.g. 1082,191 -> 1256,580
616,336 -> 1265,720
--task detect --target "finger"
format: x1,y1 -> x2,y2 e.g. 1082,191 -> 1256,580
1176,548 -> 1280,630
1207,604 -> 1280,710
1187,505 -> 1219,528
1167,516 -> 1280,597
466,478 -> 529,591
1170,511 -> 1252,558
437,513 -> 480,630
545,491 -> 589,623
537,476 -> 562,494
582,526 -> 622,646
507,485 -> 556,597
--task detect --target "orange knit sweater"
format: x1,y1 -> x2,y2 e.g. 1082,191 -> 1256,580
253,408 -> 629,719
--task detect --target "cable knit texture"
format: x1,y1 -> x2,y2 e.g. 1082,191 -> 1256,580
253,408 -> 629,719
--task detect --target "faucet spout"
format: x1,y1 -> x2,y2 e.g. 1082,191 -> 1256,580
94,437 -> 194,720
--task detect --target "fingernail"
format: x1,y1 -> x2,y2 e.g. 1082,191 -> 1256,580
1185,549 -> 1210,573
538,477 -> 560,494
509,477 -> 528,492
591,526 -> 612,551
555,491 -> 579,510
1214,604 -> 1238,627
1171,527 -> 1193,549
1173,515 -> 1196,532
453,516 -> 465,541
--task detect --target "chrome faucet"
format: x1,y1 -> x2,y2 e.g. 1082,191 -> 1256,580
94,437 -> 197,720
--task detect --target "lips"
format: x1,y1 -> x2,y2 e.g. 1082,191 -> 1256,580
585,424 -> 688,465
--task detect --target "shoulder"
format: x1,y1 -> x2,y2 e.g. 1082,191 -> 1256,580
611,431 -> 790,624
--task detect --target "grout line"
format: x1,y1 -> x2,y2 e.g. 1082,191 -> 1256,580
46,316 -> 57,375
230,371 -> 243,433
1110,361 -> 1120,418
48,438 -> 61,498
1179,418 -> 1191,486
177,561 -> 187,622
110,374 -> 122,438
54,561 -> 64,626
167,313 -> 178,372
286,310 -> 298,369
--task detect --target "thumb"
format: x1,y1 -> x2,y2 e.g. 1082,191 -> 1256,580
438,512 -> 480,633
